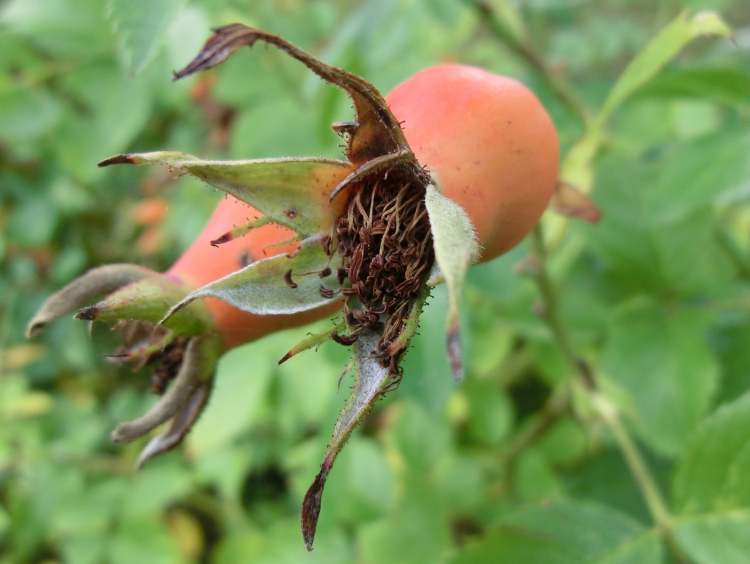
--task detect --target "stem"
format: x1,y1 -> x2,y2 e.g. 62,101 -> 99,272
529,226 -> 684,560
591,394 -> 672,529
463,0 -> 592,128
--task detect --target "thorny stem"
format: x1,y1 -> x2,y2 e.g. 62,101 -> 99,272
529,226 -> 684,560
464,0 -> 592,128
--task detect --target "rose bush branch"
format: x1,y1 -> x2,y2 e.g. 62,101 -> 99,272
529,225 -> 687,560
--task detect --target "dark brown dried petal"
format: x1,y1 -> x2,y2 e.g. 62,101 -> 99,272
172,24 -> 412,165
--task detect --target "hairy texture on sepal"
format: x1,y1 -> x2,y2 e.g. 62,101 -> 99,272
26,264 -> 154,338
76,275 -> 210,336
425,183 -> 480,381
100,152 -> 352,236
301,329 -> 393,550
278,317 -> 346,365
161,235 -> 343,322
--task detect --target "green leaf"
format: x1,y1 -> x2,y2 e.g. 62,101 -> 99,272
163,235 -> 342,319
586,131 -> 748,297
674,392 -> 750,513
602,300 -> 719,456
464,377 -> 512,446
597,11 -> 731,127
0,87 -> 62,143
638,67 -> 750,109
324,437 -> 394,524
452,500 -> 663,564
99,152 -> 351,236
358,479 -> 452,564
107,0 -> 185,74
302,329 -> 393,550
673,511 -> 750,564
425,183 -> 479,381
1,0 -> 112,58
390,401 -> 451,472
55,64 -> 152,182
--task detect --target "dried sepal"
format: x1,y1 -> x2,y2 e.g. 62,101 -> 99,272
111,335 -> 218,446
550,181 -> 601,224
26,264 -> 154,338
172,23 -> 411,165
424,183 -> 480,381
161,235 -> 343,323
301,329 -> 394,550
136,382 -> 212,468
100,153 -> 352,236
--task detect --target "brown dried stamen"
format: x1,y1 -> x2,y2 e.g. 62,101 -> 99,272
330,165 -> 434,376
110,321 -> 190,395
149,337 -> 190,394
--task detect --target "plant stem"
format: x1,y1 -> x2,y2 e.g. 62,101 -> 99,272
590,393 -> 672,529
463,0 -> 592,128
529,226 -> 684,559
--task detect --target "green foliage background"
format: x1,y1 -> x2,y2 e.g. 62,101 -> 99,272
2,0 -> 750,562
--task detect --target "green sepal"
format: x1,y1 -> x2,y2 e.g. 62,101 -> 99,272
424,183 -> 480,381
76,273 -> 211,337
301,329 -> 393,550
161,235 -> 342,323
99,152 -> 353,236
26,264 -> 154,338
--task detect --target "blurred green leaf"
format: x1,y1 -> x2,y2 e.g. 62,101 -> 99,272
452,501 -> 663,564
359,478 -> 452,564
638,67 -> 750,108
0,87 -> 62,143
586,130 -> 749,296
325,438 -> 394,524
603,299 -> 719,456
108,516 -> 182,564
1,0 -> 112,57
597,11 -> 731,128
561,10 -> 731,194
390,401 -> 451,473
673,511 -> 750,564
674,392 -> 750,512
214,520 -> 352,564
107,0 -> 185,74
55,64 -> 152,182
515,449 -> 563,501
188,344 -> 274,454
464,377 -> 512,446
